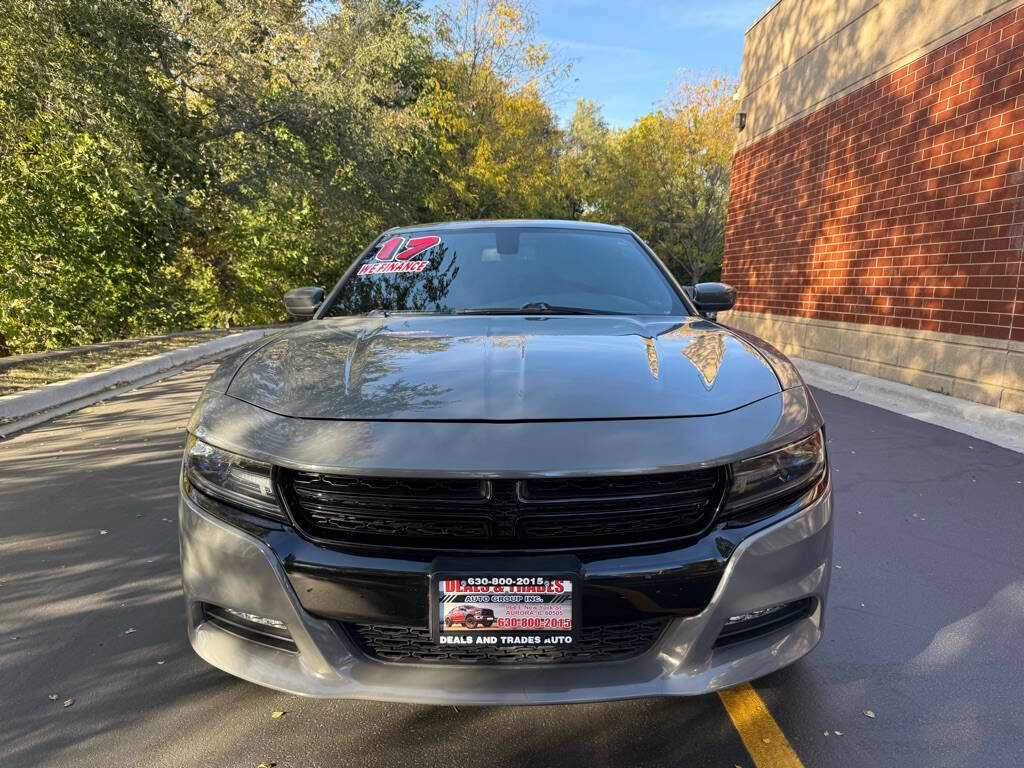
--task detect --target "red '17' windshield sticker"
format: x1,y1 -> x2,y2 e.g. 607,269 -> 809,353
359,235 -> 440,275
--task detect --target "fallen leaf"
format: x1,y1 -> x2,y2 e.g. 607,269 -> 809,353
123,628 -> 136,635
48,694 -> 58,701
63,698 -> 74,708
834,730 -> 843,736
863,709 -> 875,718
762,737 -> 770,744
156,660 -> 165,665
271,711 -> 285,719
823,731 -> 828,736
257,763 -> 276,768
99,530 -> 108,535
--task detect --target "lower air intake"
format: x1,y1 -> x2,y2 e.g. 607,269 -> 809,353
343,619 -> 669,665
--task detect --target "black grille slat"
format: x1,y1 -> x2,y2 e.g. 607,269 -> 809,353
301,505 -> 493,539
521,469 -> 719,502
280,468 -> 726,551
344,620 -> 668,665
290,474 -> 487,503
519,509 -> 691,538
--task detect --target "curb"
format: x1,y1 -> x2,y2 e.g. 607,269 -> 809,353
0,325 -> 283,370
793,356 -> 1024,455
0,329 -> 276,438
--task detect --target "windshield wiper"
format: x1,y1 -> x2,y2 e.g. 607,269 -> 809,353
456,302 -> 618,316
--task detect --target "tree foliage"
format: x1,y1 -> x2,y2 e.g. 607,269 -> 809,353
0,0 -> 735,354
576,75 -> 736,284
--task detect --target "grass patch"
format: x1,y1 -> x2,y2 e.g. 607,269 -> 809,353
0,330 -> 246,396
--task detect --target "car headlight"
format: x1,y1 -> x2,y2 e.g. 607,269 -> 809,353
723,431 -> 826,519
183,435 -> 286,521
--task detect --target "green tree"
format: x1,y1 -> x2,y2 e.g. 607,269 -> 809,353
591,113 -> 668,241
0,0 -> 440,351
662,75 -> 736,284
0,0 -> 204,353
559,99 -> 609,220
424,0 -> 568,219
160,0 -> 437,326
585,75 -> 736,285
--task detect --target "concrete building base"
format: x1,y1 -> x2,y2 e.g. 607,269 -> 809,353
723,310 -> 1024,414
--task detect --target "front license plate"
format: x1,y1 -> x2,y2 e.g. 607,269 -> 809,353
433,574 -> 577,648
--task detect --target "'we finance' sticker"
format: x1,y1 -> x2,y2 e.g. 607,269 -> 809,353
358,235 -> 440,275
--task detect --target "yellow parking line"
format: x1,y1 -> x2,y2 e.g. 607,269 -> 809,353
718,683 -> 804,768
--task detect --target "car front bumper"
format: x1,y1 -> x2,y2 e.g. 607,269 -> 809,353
179,481 -> 833,705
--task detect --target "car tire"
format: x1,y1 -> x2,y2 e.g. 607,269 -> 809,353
483,618 -> 494,627
465,618 -> 477,629
444,617 -> 452,628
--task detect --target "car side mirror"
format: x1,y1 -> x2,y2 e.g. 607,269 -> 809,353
692,282 -> 736,317
284,286 -> 324,319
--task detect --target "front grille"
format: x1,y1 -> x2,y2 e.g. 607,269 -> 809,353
343,619 -> 669,665
278,468 -> 725,551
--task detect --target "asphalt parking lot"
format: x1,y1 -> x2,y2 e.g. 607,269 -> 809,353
2,363 -> 1022,768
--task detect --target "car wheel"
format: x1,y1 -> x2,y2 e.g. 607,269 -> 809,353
483,618 -> 494,627
444,617 -> 452,628
465,618 -> 477,629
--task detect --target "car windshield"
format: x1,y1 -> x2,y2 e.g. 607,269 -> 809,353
324,226 -> 688,317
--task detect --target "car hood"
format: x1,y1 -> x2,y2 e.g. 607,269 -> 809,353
225,315 -> 782,421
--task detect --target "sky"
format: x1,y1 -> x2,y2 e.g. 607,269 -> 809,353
535,0 -> 771,127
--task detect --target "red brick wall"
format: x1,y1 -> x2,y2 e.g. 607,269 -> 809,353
722,5 -> 1024,343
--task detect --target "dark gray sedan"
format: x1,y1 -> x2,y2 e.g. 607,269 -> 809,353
179,220 -> 832,703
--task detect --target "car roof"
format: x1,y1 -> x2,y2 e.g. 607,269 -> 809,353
385,219 -> 631,235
